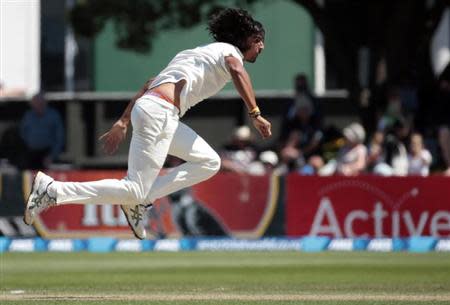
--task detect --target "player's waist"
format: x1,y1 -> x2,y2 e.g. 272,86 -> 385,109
143,89 -> 180,112
140,91 -> 180,116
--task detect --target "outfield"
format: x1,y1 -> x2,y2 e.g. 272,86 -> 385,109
1,251 -> 450,304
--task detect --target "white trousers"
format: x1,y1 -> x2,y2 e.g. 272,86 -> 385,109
53,95 -> 221,206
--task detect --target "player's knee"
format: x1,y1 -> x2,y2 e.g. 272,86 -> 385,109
204,151 -> 221,176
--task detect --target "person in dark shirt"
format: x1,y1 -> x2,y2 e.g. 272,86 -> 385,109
280,96 -> 323,172
436,77 -> 450,175
20,93 -> 64,169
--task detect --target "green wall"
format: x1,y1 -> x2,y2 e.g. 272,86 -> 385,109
94,0 -> 314,92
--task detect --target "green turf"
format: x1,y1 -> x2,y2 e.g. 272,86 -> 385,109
1,251 -> 450,304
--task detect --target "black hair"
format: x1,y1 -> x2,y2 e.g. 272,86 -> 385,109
207,8 -> 265,52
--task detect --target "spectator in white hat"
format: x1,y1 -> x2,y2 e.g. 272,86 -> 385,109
220,125 -> 258,173
319,122 -> 367,176
248,150 -> 280,175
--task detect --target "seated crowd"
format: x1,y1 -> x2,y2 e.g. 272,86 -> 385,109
220,120 -> 434,177
220,73 -> 446,177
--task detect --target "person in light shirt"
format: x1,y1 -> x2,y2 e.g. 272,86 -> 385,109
408,132 -> 432,176
23,8 -> 272,239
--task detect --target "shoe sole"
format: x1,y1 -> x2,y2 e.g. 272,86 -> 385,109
120,205 -> 146,240
23,171 -> 43,225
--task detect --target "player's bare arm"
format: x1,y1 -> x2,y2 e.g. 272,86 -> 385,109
99,78 -> 153,154
225,56 -> 272,139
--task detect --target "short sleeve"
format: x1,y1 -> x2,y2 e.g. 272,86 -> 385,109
222,44 -> 243,62
218,43 -> 244,72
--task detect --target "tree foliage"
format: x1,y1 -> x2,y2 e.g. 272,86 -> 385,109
70,0 -> 450,82
70,0 -> 257,52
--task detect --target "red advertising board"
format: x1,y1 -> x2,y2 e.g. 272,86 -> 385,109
31,171 -> 279,238
286,175 -> 450,238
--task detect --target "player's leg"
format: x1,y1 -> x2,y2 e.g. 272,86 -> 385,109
24,97 -> 178,226
145,121 -> 221,204
115,100 -> 179,239
55,99 -> 177,205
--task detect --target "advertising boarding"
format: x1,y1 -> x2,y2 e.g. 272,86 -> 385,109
286,175 -> 450,238
25,171 -> 282,239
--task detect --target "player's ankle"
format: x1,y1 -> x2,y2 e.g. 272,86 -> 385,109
47,182 -> 58,203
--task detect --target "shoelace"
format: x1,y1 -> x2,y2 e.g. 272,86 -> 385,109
129,204 -> 153,226
130,205 -> 145,226
30,183 -> 56,210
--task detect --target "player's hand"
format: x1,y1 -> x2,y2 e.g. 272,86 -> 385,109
99,120 -> 128,155
251,115 -> 272,139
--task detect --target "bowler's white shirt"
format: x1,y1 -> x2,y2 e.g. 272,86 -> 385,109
150,42 -> 244,117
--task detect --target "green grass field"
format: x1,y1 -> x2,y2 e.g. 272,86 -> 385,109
1,251 -> 450,304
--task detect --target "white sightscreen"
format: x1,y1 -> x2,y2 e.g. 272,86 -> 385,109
0,0 -> 40,96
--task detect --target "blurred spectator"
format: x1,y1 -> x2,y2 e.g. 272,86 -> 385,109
299,155 -> 324,175
248,150 -> 280,175
19,93 -> 65,169
281,73 -> 321,140
436,76 -> 450,175
377,88 -> 408,132
366,131 -> 385,171
317,125 -> 343,163
373,119 -> 409,176
284,73 -> 322,127
398,76 -> 419,127
259,150 -> 279,172
408,132 -> 432,176
319,122 -> 367,176
220,126 -> 257,173
279,96 -> 323,172
279,131 -> 304,172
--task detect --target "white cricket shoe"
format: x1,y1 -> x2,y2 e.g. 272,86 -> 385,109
120,204 -> 152,240
24,171 -> 56,225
